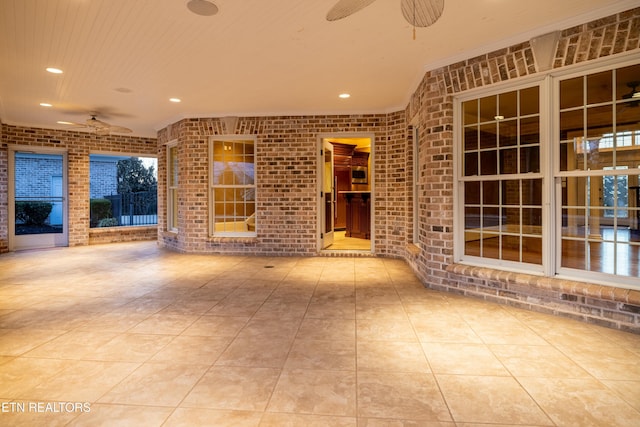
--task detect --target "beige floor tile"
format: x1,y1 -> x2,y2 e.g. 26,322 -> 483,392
150,335 -> 232,365
253,301 -> 309,319
490,344 -> 592,378
23,330 -> 119,359
159,298 -> 220,315
306,300 -> 355,319
74,311 -> 151,333
357,371 -> 451,422
0,358 -> 69,397
296,318 -> 356,341
356,287 -> 401,305
359,419 -> 455,427
410,318 -> 483,344
463,318 -> 548,345
357,341 -> 430,373
164,408 -> 262,427
182,366 -> 280,411
555,343 -> 640,380
236,317 -> 301,340
66,403 -> 173,427
285,339 -> 356,371
601,379 -> 640,412
268,369 -> 356,416
422,342 -> 509,376
518,377 -> 640,427
260,412 -> 356,426
355,302 -> 407,320
182,315 -> 249,337
98,362 -> 208,406
436,374 -> 553,425
128,312 -> 199,335
356,317 -> 417,342
0,328 -> 66,356
215,337 -> 293,368
90,333 -> 175,362
26,360 -> 140,402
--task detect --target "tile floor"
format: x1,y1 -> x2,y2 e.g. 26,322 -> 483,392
0,241 -> 639,426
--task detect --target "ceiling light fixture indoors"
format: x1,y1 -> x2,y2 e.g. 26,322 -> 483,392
45,67 -> 63,74
186,0 -> 219,16
339,93 -> 351,99
39,102 -> 52,107
169,98 -> 182,103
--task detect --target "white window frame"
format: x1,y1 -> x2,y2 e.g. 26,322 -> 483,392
167,141 -> 178,233
454,53 -> 640,290
412,125 -> 420,246
209,135 -> 257,237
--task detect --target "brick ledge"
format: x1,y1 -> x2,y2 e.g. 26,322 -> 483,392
446,263 -> 640,306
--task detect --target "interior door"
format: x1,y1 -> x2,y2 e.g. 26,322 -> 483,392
322,140 -> 335,248
10,149 -> 68,250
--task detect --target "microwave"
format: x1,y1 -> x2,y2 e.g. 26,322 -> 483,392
351,166 -> 368,184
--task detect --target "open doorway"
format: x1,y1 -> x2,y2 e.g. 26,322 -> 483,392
318,135 -> 374,252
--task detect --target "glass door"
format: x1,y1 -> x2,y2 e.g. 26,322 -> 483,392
321,140 -> 335,248
10,149 -> 68,250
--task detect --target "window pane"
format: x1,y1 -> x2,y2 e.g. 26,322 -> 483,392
560,77 -> 583,109
481,233 -> 500,260
465,182 -> 480,205
522,237 -> 542,264
520,116 -> 539,145
464,127 -> 478,151
482,181 -> 499,205
502,235 -> 520,261
498,91 -> 518,119
520,146 -> 540,173
500,148 -> 518,174
463,99 -> 479,125
520,86 -> 539,115
464,152 -> 478,176
480,123 -> 497,149
616,64 -> 640,101
479,95 -> 497,122
502,180 -> 520,205
480,151 -> 497,175
499,119 -> 518,147
586,70 -> 612,104
521,179 -> 542,206
465,207 -> 480,229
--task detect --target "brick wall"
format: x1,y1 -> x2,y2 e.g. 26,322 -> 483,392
0,125 -> 157,250
403,7 -> 640,332
89,159 -> 118,199
157,115 -> 395,255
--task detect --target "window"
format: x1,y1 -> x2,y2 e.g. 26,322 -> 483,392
460,85 -> 543,267
167,143 -> 178,232
89,154 -> 157,228
412,126 -> 420,245
456,60 -> 640,287
209,136 -> 256,236
558,63 -> 640,278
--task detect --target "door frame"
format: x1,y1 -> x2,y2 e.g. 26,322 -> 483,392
8,145 -> 69,251
317,132 -> 375,253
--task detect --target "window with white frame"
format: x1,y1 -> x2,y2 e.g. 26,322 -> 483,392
456,60 -> 640,287
209,136 -> 256,236
412,126 -> 420,245
167,142 -> 178,232
460,85 -> 543,267
557,63 -> 640,279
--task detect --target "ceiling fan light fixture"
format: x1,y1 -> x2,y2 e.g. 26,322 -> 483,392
187,0 -> 218,16
632,91 -> 640,99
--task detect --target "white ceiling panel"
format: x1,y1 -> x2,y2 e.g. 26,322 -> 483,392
0,0 -> 637,137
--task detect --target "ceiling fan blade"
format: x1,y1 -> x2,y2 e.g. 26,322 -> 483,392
108,125 -> 133,134
400,0 -> 444,27
87,117 -> 110,129
326,0 -> 378,21
95,128 -> 110,136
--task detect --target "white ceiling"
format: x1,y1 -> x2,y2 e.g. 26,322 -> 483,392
0,0 -> 637,138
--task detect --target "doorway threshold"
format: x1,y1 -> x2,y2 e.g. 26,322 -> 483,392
319,250 -> 375,257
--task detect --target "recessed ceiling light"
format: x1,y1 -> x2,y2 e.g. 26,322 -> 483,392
46,67 -> 63,74
339,93 -> 350,99
187,0 -> 218,16
494,115 -> 505,120
57,121 -> 74,125
169,98 -> 181,103
40,102 -> 52,107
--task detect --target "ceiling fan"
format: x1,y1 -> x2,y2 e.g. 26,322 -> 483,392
326,0 -> 445,37
62,114 -> 133,136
